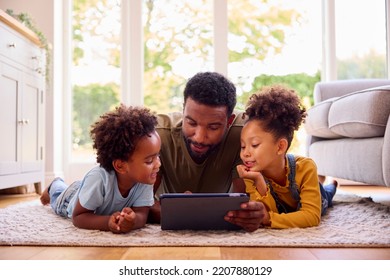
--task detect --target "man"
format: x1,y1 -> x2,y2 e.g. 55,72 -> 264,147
150,72 -> 266,232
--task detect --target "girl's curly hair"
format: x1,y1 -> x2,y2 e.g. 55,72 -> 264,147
244,85 -> 307,148
90,104 -> 158,171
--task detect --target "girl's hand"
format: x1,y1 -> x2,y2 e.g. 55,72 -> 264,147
236,165 -> 268,196
237,164 -> 262,181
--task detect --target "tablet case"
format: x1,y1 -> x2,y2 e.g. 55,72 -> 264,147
160,193 -> 249,230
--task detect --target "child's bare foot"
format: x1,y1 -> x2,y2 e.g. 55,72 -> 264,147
40,177 -> 63,205
40,187 -> 50,205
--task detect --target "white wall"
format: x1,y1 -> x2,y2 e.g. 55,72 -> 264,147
0,0 -> 64,186
0,0 -> 53,43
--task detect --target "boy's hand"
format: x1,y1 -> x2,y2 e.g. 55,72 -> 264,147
116,207 -> 136,233
108,208 -> 136,233
108,211 -> 122,233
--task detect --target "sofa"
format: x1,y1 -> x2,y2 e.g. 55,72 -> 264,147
304,79 -> 390,187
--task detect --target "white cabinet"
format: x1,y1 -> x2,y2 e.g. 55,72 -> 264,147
0,11 -> 45,194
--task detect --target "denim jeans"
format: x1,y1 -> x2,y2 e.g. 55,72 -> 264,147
48,178 -> 81,218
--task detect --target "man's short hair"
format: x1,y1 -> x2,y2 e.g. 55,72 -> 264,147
183,72 -> 236,117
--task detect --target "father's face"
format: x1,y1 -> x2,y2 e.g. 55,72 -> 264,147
182,97 -> 231,163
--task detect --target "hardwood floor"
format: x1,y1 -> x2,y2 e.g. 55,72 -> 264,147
1,184 -> 390,260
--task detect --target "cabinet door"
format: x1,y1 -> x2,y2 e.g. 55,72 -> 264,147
0,62 -> 22,175
21,72 -> 43,172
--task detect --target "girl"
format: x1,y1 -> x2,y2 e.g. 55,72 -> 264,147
237,85 -> 337,229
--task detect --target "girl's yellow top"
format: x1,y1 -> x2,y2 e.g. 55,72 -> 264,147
245,155 -> 322,229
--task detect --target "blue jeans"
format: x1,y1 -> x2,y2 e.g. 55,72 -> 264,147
48,178 -> 80,218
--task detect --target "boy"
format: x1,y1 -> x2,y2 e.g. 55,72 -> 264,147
40,105 -> 161,233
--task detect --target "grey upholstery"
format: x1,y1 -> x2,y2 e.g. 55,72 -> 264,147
304,79 -> 390,187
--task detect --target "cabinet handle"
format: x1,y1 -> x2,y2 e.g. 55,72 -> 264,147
17,119 -> 30,125
7,43 -> 16,48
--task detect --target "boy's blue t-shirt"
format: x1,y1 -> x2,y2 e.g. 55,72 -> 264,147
66,166 -> 154,218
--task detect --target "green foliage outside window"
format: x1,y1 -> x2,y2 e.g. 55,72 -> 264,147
72,83 -> 120,150
70,0 -> 386,158
238,71 -> 321,110
337,50 -> 386,79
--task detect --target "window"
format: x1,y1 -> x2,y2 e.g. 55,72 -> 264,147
142,0 -> 213,114
227,0 -> 322,108
228,0 -> 322,155
65,0 -> 389,180
71,0 -> 121,161
335,0 -> 387,79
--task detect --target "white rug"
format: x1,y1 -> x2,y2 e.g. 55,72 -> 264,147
0,193 -> 389,248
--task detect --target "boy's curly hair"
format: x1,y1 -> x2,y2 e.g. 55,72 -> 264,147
244,85 -> 307,148
184,72 -> 237,117
90,104 -> 158,172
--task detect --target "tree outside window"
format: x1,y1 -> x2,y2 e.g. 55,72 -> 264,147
70,0 -> 386,160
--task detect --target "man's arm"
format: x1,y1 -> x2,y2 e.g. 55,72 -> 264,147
148,200 -> 161,224
232,177 -> 246,193
147,173 -> 162,224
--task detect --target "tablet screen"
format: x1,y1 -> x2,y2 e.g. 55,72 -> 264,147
160,193 -> 249,230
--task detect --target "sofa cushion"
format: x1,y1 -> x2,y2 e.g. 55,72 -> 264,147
304,97 -> 342,138
328,86 -> 390,138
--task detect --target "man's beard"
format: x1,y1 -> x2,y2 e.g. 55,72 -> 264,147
183,136 -> 220,164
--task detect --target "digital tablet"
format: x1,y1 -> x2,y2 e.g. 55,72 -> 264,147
160,193 -> 249,230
